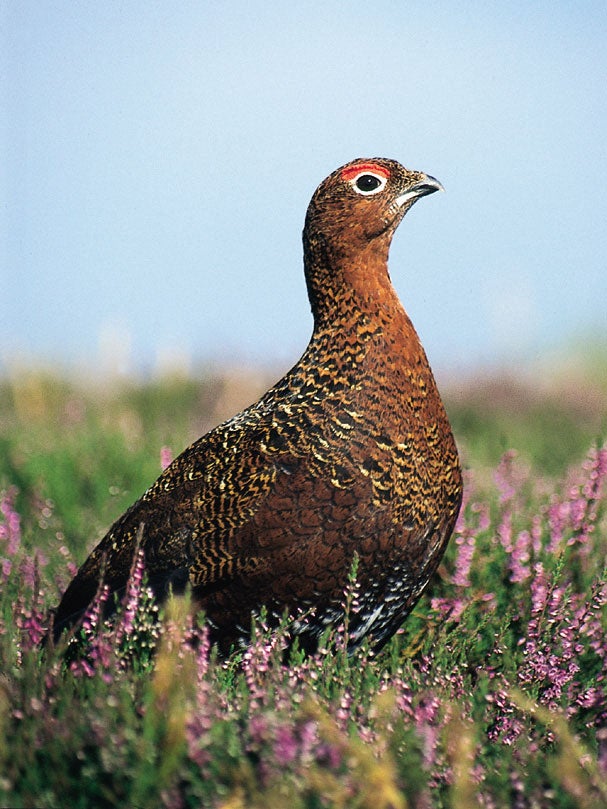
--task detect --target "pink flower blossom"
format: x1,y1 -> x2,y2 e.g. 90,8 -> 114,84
115,547 -> 146,642
160,446 -> 173,470
273,724 -> 299,765
0,486 -> 21,556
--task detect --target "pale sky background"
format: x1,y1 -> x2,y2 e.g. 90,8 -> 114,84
2,1 -> 606,378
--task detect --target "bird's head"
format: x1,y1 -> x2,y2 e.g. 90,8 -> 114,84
304,157 -> 443,255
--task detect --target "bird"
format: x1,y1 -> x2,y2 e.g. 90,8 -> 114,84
52,157 -> 463,654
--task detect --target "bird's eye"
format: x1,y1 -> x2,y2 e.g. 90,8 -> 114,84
352,172 -> 387,196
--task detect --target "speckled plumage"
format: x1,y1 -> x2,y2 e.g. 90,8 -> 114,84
52,157 -> 462,653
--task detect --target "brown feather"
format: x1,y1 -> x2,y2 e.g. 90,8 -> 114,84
52,157 -> 463,653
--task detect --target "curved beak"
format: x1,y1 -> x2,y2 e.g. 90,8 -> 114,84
395,174 -> 444,208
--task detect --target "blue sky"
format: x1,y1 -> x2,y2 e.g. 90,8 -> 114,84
2,1 -> 606,377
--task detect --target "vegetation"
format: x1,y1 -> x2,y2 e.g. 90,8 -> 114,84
0,363 -> 606,807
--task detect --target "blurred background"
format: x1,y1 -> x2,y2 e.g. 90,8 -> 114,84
1,1 -> 606,554
2,1 -> 606,380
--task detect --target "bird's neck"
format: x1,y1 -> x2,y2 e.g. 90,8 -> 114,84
303,230 -> 410,333
301,230 -> 433,383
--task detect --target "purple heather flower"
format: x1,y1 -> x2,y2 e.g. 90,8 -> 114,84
548,444 -> 607,553
430,596 -> 466,623
335,690 -> 354,728
248,714 -> 269,746
160,445 -> 173,470
315,741 -> 342,770
414,694 -> 443,770
497,508 -> 513,555
486,688 -> 524,745
69,583 -> 115,680
298,719 -> 319,762
0,486 -> 21,556
242,631 -> 279,708
20,550 -> 48,591
57,544 -> 79,578
452,530 -> 475,588
194,622 -> 211,682
273,724 -> 299,766
20,604 -> 47,648
493,450 -> 524,505
114,547 -> 146,643
509,530 -> 531,583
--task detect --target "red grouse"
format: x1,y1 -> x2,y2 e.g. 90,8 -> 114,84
53,158 -> 462,653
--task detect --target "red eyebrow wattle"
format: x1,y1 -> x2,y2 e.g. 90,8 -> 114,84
341,163 -> 391,181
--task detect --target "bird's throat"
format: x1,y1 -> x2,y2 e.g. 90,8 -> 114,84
303,231 -> 400,324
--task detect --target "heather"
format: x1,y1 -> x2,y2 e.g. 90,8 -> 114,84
1,368 -> 606,808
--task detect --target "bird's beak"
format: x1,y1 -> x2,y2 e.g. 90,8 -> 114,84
395,174 -> 445,208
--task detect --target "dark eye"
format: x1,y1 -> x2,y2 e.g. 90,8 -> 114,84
356,174 -> 382,193
350,171 -> 388,196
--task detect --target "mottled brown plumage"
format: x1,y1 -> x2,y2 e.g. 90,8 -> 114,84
53,157 -> 462,653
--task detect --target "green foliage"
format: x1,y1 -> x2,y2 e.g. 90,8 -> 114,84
446,372 -> 606,477
0,366 -> 606,807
